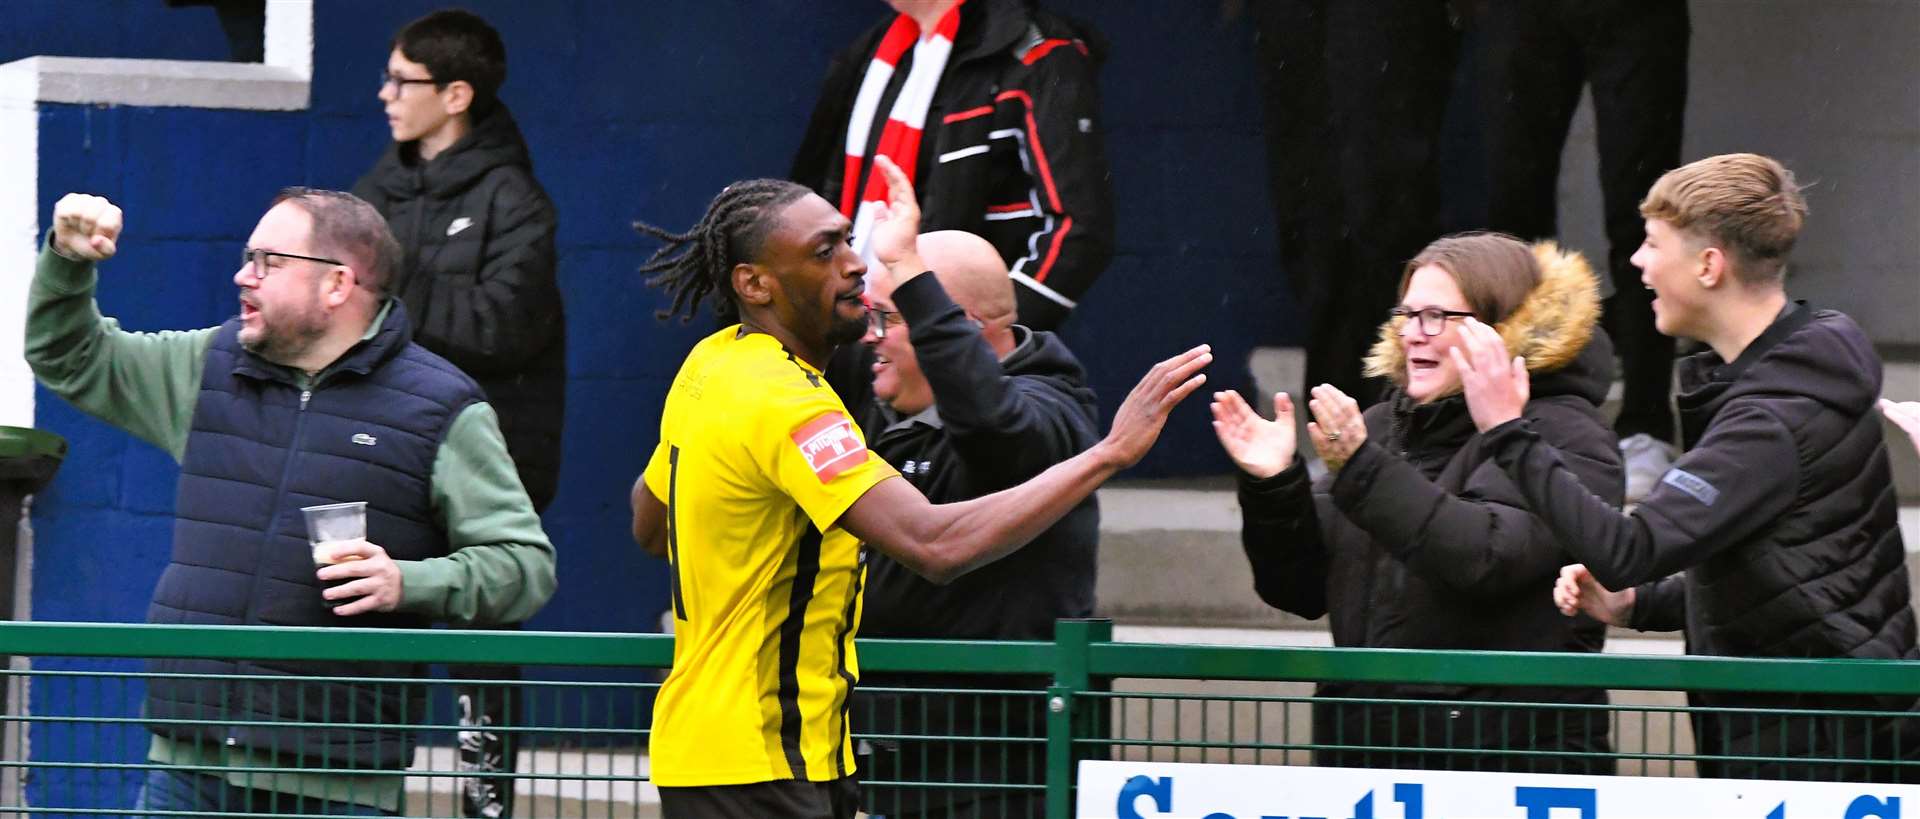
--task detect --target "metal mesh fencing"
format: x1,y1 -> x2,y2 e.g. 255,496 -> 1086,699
2,620 -> 1918,818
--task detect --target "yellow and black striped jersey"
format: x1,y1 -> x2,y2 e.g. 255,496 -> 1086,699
643,327 -> 897,787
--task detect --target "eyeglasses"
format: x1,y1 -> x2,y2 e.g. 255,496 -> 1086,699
379,71 -> 439,91
866,307 -> 905,339
1390,305 -> 1476,336
242,247 -> 343,280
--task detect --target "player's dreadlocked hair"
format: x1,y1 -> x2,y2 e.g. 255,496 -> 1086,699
635,179 -> 813,322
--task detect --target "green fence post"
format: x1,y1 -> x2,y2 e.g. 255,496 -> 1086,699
1048,618 -> 1112,818
1045,682 -> 1074,818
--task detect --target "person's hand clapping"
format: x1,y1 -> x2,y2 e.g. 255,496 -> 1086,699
1305,384 -> 1367,472
1452,318 -> 1530,432
1211,391 -> 1296,479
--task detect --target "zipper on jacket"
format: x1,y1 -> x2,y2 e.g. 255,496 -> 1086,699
256,382 -> 317,617
227,377 -> 316,744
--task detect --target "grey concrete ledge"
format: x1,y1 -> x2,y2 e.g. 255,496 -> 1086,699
0,57 -> 309,111
1098,486 -> 1243,533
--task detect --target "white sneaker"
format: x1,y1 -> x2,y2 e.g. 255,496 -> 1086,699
1620,433 -> 1677,506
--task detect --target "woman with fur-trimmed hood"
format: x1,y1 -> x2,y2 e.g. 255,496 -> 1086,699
1212,233 -> 1625,773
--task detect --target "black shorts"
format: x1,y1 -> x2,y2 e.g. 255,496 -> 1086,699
658,776 -> 860,819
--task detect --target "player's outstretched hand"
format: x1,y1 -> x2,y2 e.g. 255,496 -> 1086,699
1098,345 -> 1212,469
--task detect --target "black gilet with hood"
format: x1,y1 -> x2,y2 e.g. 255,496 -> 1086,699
353,103 -> 564,510
1239,242 -> 1624,773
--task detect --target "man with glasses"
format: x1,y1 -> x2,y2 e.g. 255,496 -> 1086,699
352,11 -> 561,816
824,230 -> 1099,818
25,189 -> 556,815
353,8 -> 562,514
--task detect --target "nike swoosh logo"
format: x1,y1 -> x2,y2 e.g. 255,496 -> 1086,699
447,217 -> 474,236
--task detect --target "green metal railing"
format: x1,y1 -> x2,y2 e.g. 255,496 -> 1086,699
1,619 -> 1918,817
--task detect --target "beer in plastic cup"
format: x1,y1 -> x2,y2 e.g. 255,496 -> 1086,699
301,502 -> 368,609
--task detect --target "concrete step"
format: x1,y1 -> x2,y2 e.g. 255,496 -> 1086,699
403,746 -> 656,817
1097,477 -> 1311,629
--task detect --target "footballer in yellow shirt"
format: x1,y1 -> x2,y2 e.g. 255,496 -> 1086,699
642,327 -> 896,786
631,156 -> 1210,818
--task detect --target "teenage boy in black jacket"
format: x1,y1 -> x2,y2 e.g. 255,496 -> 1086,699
353,10 -> 564,510
1455,153 -> 1919,782
825,230 -> 1100,818
351,10 -> 562,817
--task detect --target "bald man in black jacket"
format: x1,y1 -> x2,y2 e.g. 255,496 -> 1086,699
826,230 -> 1099,819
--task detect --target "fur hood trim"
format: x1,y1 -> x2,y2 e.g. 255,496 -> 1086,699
1363,241 -> 1602,387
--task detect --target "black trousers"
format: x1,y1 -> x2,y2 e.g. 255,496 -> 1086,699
1312,697 -> 1616,776
1251,0 -> 1461,405
1476,0 -> 1689,443
658,777 -> 860,819
1691,693 -> 1920,784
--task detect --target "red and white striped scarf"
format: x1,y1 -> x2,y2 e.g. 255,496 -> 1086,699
841,1 -> 965,263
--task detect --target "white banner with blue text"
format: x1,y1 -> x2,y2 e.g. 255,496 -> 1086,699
1077,760 -> 1920,819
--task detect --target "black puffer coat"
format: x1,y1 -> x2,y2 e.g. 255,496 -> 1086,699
1488,302 -> 1920,781
1240,243 -> 1623,773
353,105 -> 564,510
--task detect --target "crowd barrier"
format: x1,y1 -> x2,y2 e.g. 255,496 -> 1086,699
0,620 -> 1914,817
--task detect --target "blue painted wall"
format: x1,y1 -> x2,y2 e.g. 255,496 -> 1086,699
16,1 -> 1281,805
15,0 -> 1282,805
0,1 -> 231,63
22,0 -> 1283,631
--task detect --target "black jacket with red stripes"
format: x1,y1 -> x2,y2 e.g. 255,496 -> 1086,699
791,0 -> 1115,330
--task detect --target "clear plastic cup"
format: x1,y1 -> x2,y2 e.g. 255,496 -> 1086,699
301,502 -> 367,609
